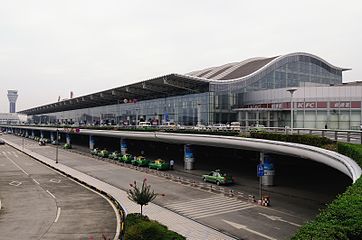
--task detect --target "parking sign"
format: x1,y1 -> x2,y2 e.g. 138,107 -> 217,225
257,164 -> 264,177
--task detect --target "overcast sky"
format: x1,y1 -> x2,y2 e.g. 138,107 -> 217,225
0,0 -> 361,112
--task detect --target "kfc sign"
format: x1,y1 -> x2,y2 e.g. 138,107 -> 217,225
296,102 -> 316,108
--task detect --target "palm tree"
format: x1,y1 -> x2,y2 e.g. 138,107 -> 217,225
127,178 -> 163,216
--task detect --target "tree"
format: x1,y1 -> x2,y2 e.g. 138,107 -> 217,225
127,178 -> 164,216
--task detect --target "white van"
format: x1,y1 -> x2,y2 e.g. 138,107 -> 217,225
229,122 -> 241,131
138,121 -> 151,128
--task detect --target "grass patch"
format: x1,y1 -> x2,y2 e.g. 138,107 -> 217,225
125,213 -> 186,240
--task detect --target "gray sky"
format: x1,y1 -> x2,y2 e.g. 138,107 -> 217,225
0,0 -> 361,112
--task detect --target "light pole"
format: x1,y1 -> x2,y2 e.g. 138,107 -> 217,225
55,124 -> 59,164
197,103 -> 201,126
287,88 -> 298,134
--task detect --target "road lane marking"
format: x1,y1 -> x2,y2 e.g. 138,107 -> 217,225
9,181 -> 22,186
259,213 -> 301,227
49,179 -> 61,183
4,153 -> 29,176
194,205 -> 255,219
222,219 -> 277,240
46,190 -> 56,199
32,179 -> 40,185
54,207 -> 61,223
166,195 -> 255,219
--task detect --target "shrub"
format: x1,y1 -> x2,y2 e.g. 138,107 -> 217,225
125,213 -> 186,240
249,132 -> 335,147
292,142 -> 362,239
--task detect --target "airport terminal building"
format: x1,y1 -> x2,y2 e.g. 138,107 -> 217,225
20,52 -> 362,130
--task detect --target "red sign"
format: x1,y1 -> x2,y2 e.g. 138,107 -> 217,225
330,102 -> 351,108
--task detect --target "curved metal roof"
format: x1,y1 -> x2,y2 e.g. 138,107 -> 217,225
19,52 -> 349,115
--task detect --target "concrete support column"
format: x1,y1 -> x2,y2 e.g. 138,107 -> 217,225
267,111 -> 271,127
89,135 -> 95,150
40,131 -> 44,139
25,130 -> 29,138
32,130 -> 34,138
245,112 -> 249,127
50,132 -> 54,142
120,138 -> 127,155
184,144 -> 194,170
66,134 -> 71,145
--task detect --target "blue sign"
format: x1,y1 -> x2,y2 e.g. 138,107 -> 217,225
257,164 -> 264,177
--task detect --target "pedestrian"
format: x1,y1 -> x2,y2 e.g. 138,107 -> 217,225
169,159 -> 174,170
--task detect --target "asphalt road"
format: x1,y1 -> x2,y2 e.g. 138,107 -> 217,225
1,135 -> 329,240
0,143 -> 117,240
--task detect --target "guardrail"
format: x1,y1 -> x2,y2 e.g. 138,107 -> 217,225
2,124 -> 362,144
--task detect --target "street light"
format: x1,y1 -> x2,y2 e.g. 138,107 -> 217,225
287,88 -> 298,134
55,123 -> 59,164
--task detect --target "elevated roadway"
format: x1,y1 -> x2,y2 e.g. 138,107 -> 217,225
2,125 -> 360,182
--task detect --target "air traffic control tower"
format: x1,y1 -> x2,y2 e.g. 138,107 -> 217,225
7,90 -> 18,113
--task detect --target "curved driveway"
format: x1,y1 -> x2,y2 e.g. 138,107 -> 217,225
0,144 -> 117,240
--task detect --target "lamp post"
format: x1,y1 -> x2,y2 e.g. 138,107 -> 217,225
55,124 -> 59,164
287,88 -> 298,134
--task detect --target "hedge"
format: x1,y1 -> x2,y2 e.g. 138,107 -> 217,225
248,132 -> 362,239
125,213 -> 186,240
249,132 -> 335,148
295,141 -> 361,239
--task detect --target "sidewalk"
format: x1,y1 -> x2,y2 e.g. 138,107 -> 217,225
3,138 -> 236,240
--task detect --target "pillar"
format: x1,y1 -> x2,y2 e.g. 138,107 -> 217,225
184,144 -> 194,170
50,132 -> 54,142
25,130 -> 29,138
32,130 -> 34,138
89,135 -> 95,150
245,111 -> 249,127
66,133 -> 71,145
261,153 -> 275,186
40,131 -> 44,139
120,138 -> 127,155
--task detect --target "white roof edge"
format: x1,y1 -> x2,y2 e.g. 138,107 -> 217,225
181,52 -> 350,84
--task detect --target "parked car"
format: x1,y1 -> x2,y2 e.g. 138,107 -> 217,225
109,151 -> 120,160
39,139 -> 46,146
0,139 -> 5,145
98,149 -> 109,158
202,169 -> 234,185
208,123 -> 228,131
132,156 -> 149,166
121,153 -> 133,163
148,159 -> 169,170
249,124 -> 266,132
229,122 -> 241,131
63,143 -> 72,149
91,148 -> 100,155
193,124 -> 207,131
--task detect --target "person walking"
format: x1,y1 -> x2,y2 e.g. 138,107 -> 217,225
169,159 -> 174,170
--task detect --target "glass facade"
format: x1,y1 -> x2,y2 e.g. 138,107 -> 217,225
35,92 -> 211,126
30,54 -> 350,128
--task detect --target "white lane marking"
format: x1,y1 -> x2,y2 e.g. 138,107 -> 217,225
222,219 -> 278,240
32,179 -> 40,185
49,179 -> 61,183
13,152 -> 19,158
9,180 -> 22,187
54,207 -> 61,223
193,205 -> 255,219
259,213 -> 302,227
46,190 -> 56,199
4,153 -> 29,176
